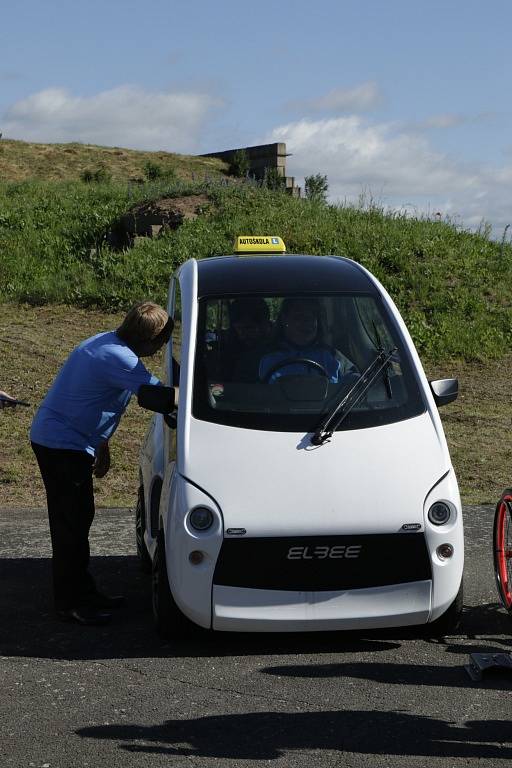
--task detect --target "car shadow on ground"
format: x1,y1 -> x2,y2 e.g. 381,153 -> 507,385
258,658 -> 512,690
76,710 -> 512,761
1,555 -> 510,662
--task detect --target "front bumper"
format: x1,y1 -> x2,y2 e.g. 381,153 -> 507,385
212,580 -> 432,632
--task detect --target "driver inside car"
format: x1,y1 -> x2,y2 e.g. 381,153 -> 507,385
259,297 -> 358,383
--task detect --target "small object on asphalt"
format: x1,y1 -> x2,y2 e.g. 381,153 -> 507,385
465,651 -> 512,681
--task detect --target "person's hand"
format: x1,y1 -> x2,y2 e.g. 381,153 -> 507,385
93,441 -> 111,478
0,391 -> 16,409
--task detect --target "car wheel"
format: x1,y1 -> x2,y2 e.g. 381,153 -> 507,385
135,485 -> 152,573
152,529 -> 200,640
425,579 -> 463,637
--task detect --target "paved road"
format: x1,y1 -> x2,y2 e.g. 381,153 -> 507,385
1,505 -> 511,768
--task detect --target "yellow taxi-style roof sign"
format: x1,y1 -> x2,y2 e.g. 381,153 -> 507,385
234,236 -> 286,254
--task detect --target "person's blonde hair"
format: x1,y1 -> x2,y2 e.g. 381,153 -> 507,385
116,302 -> 172,345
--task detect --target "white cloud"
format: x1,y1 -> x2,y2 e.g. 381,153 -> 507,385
287,82 -> 382,114
2,86 -> 223,152
265,116 -> 512,235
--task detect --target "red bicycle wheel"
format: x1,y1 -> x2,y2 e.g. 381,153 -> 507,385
493,490 -> 512,612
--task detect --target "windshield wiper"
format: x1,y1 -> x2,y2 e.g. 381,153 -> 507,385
372,321 -> 393,399
311,347 -> 397,446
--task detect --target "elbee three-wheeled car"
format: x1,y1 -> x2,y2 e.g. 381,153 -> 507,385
137,236 -> 463,637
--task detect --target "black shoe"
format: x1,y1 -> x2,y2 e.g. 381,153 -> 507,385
87,592 -> 125,610
56,607 -> 112,626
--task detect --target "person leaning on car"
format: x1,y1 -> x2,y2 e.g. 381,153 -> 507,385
30,302 -> 175,627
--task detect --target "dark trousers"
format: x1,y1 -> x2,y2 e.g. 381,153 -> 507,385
31,442 -> 98,610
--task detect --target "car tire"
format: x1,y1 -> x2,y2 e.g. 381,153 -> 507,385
425,579 -> 463,637
152,529 -> 200,640
135,485 -> 152,574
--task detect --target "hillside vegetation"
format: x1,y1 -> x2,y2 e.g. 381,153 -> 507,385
1,139 -> 511,362
0,138 -> 225,182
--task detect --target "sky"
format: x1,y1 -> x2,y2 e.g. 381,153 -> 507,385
1,0 -> 511,236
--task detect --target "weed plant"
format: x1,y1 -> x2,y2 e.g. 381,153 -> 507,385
1,181 -> 511,361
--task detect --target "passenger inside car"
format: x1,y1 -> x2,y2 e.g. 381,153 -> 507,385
219,298 -> 272,382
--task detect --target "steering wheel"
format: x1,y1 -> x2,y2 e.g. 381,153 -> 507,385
263,357 -> 329,383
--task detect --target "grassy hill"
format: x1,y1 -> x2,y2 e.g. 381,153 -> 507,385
1,139 -> 511,361
0,138 -> 226,182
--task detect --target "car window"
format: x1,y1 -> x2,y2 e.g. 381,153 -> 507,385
193,293 -> 425,432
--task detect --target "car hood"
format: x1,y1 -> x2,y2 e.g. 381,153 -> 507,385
182,412 -> 448,537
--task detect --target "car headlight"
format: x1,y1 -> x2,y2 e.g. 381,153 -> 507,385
189,506 -> 214,531
428,501 -> 451,526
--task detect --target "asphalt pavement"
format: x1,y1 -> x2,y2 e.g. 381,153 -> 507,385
1,505 -> 511,768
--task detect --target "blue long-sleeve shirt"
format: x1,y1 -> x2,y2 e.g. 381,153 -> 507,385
30,331 -> 159,455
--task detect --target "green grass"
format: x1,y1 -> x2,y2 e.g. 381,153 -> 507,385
1,179 -> 511,361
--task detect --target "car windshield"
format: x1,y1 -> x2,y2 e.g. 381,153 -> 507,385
192,293 -> 425,432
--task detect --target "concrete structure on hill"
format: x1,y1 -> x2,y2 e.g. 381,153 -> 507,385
201,142 -> 301,197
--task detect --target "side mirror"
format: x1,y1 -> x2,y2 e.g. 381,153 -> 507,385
429,378 -> 458,407
137,384 -> 175,414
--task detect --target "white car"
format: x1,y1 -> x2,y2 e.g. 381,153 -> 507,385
137,236 -> 463,638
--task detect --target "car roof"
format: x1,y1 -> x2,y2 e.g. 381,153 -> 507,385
195,254 -> 378,297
